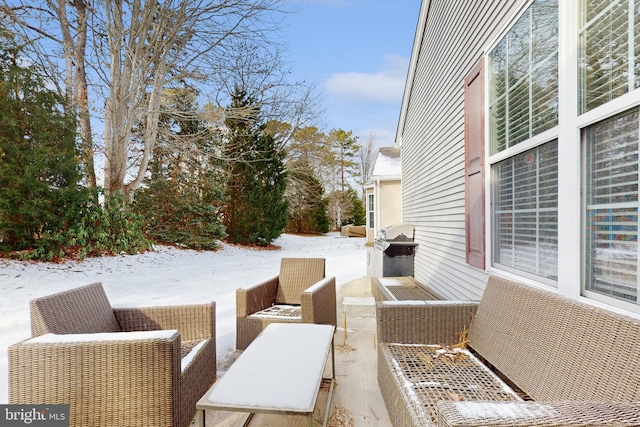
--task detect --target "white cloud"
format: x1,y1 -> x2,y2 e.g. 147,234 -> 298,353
324,54 -> 409,105
359,127 -> 396,147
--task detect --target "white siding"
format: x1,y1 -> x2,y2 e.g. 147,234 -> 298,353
401,0 -> 529,300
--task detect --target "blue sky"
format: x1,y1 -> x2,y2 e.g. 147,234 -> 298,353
282,0 -> 421,147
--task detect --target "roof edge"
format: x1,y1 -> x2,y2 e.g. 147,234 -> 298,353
395,0 -> 431,147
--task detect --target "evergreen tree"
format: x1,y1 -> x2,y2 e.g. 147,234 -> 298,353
286,166 -> 329,234
0,31 -> 83,253
133,87 -> 227,249
223,88 -> 288,245
326,129 -> 361,229
346,186 -> 366,226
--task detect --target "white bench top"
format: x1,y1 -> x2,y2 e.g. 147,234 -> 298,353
198,323 -> 334,414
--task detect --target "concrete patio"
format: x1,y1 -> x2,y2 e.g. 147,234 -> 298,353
196,276 -> 392,426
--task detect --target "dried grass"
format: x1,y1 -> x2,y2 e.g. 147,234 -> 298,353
452,310 -> 476,349
336,343 -> 357,354
328,404 -> 355,427
451,325 -> 469,349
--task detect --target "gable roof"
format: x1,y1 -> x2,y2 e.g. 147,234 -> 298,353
371,146 -> 401,178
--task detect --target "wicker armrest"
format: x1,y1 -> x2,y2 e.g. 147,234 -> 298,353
301,276 -> 337,325
9,332 -> 181,426
114,302 -> 215,341
377,300 -> 478,345
236,276 -> 279,317
436,401 -> 640,426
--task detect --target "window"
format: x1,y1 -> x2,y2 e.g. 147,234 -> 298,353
368,194 -> 374,229
579,0 -> 640,114
488,0 -> 559,282
489,0 -> 559,154
493,141 -> 558,281
579,1 -> 640,311
584,108 -> 639,307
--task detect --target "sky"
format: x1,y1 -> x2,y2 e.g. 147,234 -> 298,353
281,0 -> 421,147
0,232 -> 368,404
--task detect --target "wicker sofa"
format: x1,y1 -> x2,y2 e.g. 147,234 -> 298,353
8,282 -> 216,427
377,276 -> 640,426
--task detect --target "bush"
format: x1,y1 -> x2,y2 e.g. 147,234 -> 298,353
132,179 -> 226,250
15,190 -> 152,261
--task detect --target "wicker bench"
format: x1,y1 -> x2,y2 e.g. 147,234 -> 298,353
376,276 -> 640,426
372,276 -> 442,301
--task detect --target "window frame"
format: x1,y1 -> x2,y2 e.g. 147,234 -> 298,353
368,193 -> 375,229
491,138 -> 560,287
575,0 -> 640,313
482,0 -> 640,315
485,0 -> 561,286
580,106 -> 640,313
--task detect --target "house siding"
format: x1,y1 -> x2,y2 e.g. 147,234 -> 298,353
401,0 -> 528,300
379,180 -> 402,230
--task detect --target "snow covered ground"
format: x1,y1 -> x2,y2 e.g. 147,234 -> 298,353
0,232 -> 368,403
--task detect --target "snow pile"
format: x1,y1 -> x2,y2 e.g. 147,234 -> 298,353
0,232 -> 367,403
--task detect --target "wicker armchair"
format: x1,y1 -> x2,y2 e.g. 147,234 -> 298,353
8,282 -> 216,427
236,257 -> 336,350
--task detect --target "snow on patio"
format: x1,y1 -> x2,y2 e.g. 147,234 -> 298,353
0,232 -> 367,404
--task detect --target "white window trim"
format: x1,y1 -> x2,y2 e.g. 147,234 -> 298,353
576,0 -> 640,313
367,193 -> 375,229
577,90 -> 640,129
482,0 -> 640,317
556,0 -> 581,300
488,138 -> 560,287
485,0 -> 561,290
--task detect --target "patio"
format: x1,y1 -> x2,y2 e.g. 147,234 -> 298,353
196,276 -> 391,427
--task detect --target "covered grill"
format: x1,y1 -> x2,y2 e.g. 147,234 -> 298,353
372,224 -> 418,277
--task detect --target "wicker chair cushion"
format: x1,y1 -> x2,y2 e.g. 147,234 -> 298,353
276,258 -> 326,305
29,282 -> 121,336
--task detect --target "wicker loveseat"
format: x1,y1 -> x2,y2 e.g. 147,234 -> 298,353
377,276 -> 640,426
8,282 -> 216,427
236,257 -> 336,350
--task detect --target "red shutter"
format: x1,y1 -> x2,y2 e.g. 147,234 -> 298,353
464,58 -> 485,269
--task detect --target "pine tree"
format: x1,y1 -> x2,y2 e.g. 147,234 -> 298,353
0,31 -> 83,253
286,167 -> 329,234
223,88 -> 288,245
346,186 -> 366,226
133,87 -> 227,249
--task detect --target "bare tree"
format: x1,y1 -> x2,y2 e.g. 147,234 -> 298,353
356,132 -> 379,196
2,0 -> 296,198
210,38 -> 324,158
98,0 -> 325,198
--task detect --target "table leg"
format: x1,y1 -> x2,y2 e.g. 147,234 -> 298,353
343,312 -> 347,346
241,413 -> 254,426
197,409 -> 205,427
331,335 -> 336,380
321,334 -> 336,427
322,376 -> 335,427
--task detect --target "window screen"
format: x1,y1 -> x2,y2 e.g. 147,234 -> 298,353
489,0 -> 558,154
584,108 -> 639,304
493,140 -> 559,280
579,0 -> 640,114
